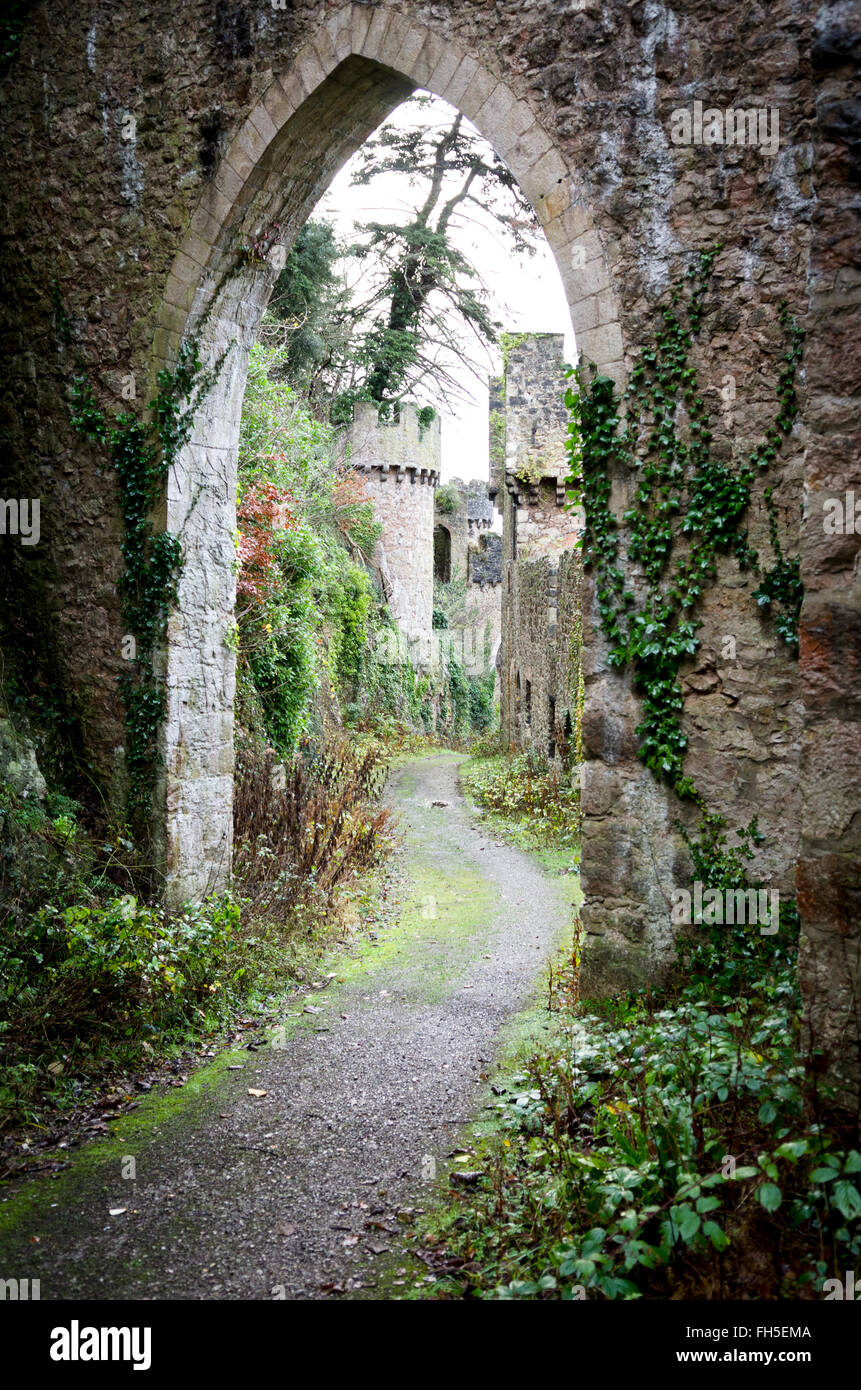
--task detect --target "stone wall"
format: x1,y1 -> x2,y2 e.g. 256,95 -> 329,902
500,336 -> 581,564
461,536 -> 503,676
504,333 -> 570,482
501,548 -> 582,767
488,373 -> 506,503
0,0 -> 857,1104
435,476 -> 501,675
469,532 -> 502,589
434,481 -> 470,587
349,402 -> 439,642
499,333 -> 582,775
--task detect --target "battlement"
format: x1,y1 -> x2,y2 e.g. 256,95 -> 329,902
349,401 -> 441,483
466,479 -> 495,531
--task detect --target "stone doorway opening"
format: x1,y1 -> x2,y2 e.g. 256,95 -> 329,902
152,10 -> 620,905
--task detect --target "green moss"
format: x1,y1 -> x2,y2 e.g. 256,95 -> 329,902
334,852 -> 498,1006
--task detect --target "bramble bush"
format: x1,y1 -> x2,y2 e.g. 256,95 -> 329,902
232,736 -> 394,931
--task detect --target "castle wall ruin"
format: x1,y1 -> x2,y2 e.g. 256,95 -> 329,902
498,334 -> 583,777
0,0 -> 857,1104
434,477 -> 502,675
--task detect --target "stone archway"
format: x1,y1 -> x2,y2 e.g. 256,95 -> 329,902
153,6 -> 624,905
2,1 -> 856,1105
434,525 -> 452,585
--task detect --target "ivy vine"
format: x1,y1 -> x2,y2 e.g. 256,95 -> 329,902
752,487 -> 804,649
565,246 -> 804,806
70,340 -> 218,830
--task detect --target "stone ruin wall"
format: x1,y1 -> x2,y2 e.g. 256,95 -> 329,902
498,326 -> 807,999
466,532 -> 503,675
0,0 -> 856,1102
434,477 -> 502,676
503,333 -> 570,495
434,482 -> 470,585
501,549 -> 582,766
499,335 -> 582,759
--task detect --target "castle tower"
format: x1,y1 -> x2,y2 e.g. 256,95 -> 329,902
497,333 -> 583,758
349,402 -> 440,645
501,333 -> 580,564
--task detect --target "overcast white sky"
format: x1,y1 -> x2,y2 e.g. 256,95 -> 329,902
315,92 -> 575,483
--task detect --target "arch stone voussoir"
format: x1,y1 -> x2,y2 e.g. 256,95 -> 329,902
361,7 -> 394,59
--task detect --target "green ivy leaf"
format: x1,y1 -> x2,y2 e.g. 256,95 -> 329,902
758,1182 -> 782,1212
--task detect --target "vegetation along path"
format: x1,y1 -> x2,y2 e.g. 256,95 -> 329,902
0,752 -> 574,1299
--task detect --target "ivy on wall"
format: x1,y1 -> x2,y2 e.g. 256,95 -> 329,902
565,246 -> 804,805
0,0 -> 32,70
70,340 -> 218,831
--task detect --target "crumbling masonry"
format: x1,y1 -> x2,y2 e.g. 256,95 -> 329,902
434,477 -> 502,676
495,334 -> 583,774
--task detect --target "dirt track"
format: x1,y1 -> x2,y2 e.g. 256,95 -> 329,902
0,752 -> 573,1299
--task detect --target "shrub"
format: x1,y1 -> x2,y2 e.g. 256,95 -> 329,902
435,483 -> 459,515
0,889 -> 241,1125
460,751 -> 579,850
429,956 -> 861,1302
232,738 -> 394,928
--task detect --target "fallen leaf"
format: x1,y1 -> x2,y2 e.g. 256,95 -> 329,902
247,1088 -> 267,1098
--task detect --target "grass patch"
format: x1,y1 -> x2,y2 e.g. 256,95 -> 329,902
458,749 -> 582,890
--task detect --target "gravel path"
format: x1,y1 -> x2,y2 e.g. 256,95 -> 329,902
0,751 -> 574,1300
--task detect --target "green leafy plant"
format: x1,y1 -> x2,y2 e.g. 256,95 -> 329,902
434,483 -> 459,515
69,339 -> 220,832
460,751 -> 580,852
565,249 -> 804,803
424,946 -> 859,1301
